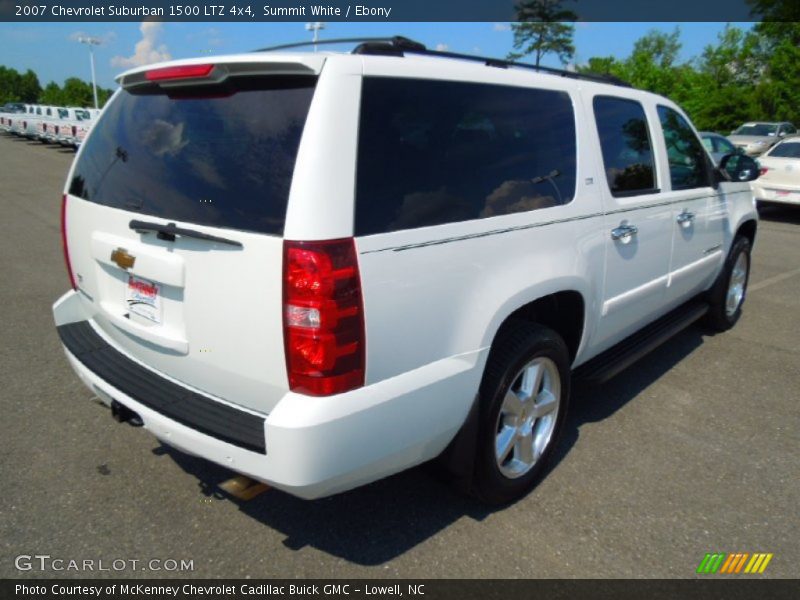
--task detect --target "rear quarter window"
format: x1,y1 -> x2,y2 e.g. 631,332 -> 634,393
355,77 -> 577,236
69,75 -> 316,236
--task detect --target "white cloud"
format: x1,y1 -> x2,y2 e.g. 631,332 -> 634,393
111,22 -> 171,68
435,43 -> 448,51
186,27 -> 223,48
493,23 -> 511,32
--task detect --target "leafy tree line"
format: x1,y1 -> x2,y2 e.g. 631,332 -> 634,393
577,23 -> 800,133
0,65 -> 113,108
508,0 -> 799,133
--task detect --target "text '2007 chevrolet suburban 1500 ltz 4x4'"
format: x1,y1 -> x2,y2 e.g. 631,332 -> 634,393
53,38 -> 760,505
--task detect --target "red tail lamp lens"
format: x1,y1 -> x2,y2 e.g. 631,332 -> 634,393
61,194 -> 77,290
283,238 -> 365,396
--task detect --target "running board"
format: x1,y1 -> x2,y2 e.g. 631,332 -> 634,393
574,300 -> 709,384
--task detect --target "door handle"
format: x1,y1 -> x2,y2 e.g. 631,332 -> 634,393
676,210 -> 696,228
611,223 -> 638,243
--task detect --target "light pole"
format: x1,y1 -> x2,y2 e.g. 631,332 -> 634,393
77,36 -> 101,109
305,22 -> 326,52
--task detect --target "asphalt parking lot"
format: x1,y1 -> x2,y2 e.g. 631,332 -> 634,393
0,133 -> 798,579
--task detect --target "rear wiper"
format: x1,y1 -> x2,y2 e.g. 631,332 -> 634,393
129,220 -> 243,248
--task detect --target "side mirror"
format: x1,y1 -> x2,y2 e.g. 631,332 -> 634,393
719,154 -> 760,182
779,131 -> 786,137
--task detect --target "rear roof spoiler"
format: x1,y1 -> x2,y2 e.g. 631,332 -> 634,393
116,55 -> 325,89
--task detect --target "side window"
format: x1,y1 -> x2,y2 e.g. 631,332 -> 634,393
715,136 -> 736,155
701,137 -> 714,152
355,78 -> 577,236
593,96 -> 657,197
657,105 -> 711,190
784,124 -> 796,135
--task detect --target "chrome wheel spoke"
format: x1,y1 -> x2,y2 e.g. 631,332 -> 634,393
496,427 -> 517,464
530,389 -> 558,419
520,362 -> 543,400
515,430 -> 535,466
502,389 -> 525,418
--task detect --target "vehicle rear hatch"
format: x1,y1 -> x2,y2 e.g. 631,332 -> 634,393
760,147 -> 800,189
63,56 -> 324,414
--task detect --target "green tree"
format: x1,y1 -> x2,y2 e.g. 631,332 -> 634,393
681,25 -> 762,132
61,78 -> 95,106
751,21 -> 800,125
18,69 -> 41,102
0,66 -> 23,103
508,0 -> 577,66
623,28 -> 688,98
40,81 -> 64,105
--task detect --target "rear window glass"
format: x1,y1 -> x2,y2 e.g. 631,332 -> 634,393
355,77 -> 576,236
768,142 -> 800,158
69,75 -> 316,236
734,123 -> 777,136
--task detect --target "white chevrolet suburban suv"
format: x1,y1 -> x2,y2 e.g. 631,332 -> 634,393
53,38 -> 760,505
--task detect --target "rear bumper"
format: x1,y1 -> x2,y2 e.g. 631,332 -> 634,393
752,181 -> 800,205
53,291 -> 481,499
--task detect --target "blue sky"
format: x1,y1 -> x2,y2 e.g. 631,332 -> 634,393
0,22 -> 752,89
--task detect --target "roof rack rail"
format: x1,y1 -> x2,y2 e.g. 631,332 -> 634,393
253,37 -> 402,53
353,37 -> 631,88
253,36 -> 631,88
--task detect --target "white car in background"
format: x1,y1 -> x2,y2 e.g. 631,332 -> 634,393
25,105 -> 60,140
0,103 -> 26,132
69,108 -> 101,147
9,104 -> 36,135
52,108 -> 96,147
752,137 -> 800,207
41,107 -> 84,144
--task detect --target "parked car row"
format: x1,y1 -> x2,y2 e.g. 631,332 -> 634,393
699,126 -> 799,208
0,102 -> 100,148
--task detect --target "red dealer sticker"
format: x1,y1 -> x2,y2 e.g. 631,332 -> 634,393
126,275 -> 162,324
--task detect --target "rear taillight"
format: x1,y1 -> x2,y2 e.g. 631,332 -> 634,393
759,167 -> 769,176
146,64 -> 214,82
283,238 -> 365,396
61,194 -> 77,290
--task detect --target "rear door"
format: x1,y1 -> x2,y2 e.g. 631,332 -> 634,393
63,60 -> 321,413
591,94 -> 673,350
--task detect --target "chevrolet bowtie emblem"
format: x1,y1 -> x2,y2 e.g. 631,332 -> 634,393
111,248 -> 136,270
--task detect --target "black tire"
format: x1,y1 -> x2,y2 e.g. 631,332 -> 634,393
472,322 -> 570,505
705,236 -> 751,332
